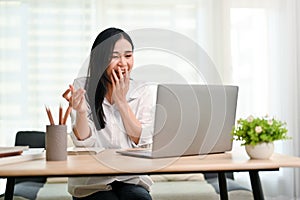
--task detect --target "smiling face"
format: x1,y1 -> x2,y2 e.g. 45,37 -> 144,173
106,38 -> 134,79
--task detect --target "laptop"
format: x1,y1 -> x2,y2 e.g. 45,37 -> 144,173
117,84 -> 238,158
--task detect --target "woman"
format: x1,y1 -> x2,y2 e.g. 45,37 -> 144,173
66,28 -> 155,200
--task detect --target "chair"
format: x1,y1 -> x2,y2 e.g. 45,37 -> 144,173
15,131 -> 45,149
14,131 -> 47,200
203,172 -> 249,194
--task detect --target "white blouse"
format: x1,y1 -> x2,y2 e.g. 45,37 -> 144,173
68,77 -> 157,198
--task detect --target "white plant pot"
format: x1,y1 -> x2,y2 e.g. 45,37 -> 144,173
245,142 -> 274,159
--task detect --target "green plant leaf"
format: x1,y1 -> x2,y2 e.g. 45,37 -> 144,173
231,115 -> 291,146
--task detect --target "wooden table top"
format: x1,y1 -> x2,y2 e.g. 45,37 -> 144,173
0,149 -> 299,177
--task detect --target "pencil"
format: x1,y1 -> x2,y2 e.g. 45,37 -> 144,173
62,106 -> 72,125
59,104 -> 63,125
45,106 -> 55,125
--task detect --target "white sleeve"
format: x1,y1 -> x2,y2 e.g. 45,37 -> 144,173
134,84 -> 157,147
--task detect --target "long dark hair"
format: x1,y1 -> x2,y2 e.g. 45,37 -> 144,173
85,28 -> 134,130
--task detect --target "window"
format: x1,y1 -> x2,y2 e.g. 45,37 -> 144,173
231,8 -> 269,117
0,0 -> 203,145
0,0 -> 92,145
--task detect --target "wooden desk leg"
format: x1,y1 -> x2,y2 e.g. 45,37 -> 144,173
249,171 -> 265,200
218,172 -> 228,200
4,178 -> 15,200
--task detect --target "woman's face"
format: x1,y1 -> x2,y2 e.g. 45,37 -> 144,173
106,38 -> 134,79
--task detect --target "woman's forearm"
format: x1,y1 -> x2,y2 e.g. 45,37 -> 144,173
118,103 -> 142,144
74,111 -> 91,140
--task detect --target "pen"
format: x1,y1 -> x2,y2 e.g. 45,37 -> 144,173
59,104 -> 63,125
62,106 -> 72,125
45,106 -> 55,125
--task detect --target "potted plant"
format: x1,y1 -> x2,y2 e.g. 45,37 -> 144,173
231,115 -> 290,159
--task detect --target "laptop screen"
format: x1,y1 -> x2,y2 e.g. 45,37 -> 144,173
152,84 -> 238,158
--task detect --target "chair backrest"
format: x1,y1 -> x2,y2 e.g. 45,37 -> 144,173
15,131 -> 45,148
14,131 -> 46,184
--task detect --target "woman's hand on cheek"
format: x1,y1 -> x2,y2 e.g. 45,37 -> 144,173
119,67 -> 130,92
111,67 -> 129,107
124,67 -> 130,87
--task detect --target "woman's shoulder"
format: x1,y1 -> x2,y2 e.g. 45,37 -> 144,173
128,79 -> 157,99
130,79 -> 154,88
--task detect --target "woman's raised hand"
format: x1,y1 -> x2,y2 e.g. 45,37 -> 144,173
111,67 -> 130,107
62,85 -> 87,114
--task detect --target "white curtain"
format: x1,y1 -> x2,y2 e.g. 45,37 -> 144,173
0,0 -> 93,145
0,0 -> 299,199
228,0 -> 300,199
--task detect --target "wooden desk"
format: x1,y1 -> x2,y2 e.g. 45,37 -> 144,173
1,150 -> 300,200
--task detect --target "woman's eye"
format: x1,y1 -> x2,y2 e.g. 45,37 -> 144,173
112,55 -> 119,59
125,54 -> 132,58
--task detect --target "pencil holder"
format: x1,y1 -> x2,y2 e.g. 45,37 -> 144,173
46,125 -> 67,161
